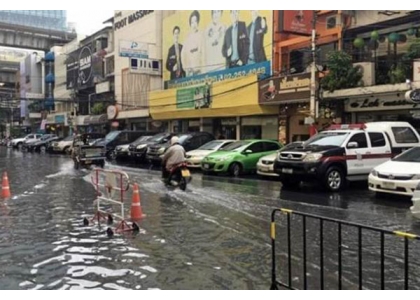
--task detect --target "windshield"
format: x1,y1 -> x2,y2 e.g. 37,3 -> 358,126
150,133 -> 170,143
198,140 -> 225,150
304,132 -> 349,147
40,135 -> 53,141
133,136 -> 152,144
105,131 -> 120,142
63,136 -> 74,142
221,141 -> 250,151
393,147 -> 420,162
178,134 -> 192,144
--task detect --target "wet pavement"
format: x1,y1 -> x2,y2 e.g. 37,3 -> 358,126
0,148 -> 419,290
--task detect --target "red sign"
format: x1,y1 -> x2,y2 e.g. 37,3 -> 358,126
278,10 -> 313,36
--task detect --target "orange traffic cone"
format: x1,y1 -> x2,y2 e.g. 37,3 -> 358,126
130,183 -> 143,221
2,172 -> 11,200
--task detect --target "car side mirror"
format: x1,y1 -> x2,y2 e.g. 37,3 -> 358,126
347,141 -> 359,149
244,149 -> 253,154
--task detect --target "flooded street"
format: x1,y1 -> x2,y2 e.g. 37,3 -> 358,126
0,147 -> 420,290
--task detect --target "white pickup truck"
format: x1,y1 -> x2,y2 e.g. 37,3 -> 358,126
11,134 -> 43,149
274,122 -> 420,192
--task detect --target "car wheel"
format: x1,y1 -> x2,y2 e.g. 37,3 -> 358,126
74,160 -> 79,170
108,151 -> 116,160
17,142 -> 22,150
229,163 -> 242,177
64,146 -> 71,155
324,167 -> 344,192
40,145 -> 46,153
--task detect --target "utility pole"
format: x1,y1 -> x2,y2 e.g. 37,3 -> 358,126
309,11 -> 318,124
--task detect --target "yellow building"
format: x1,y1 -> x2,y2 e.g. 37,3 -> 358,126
150,74 -> 279,139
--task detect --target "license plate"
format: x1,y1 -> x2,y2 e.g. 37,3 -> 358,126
383,182 -> 396,190
260,167 -> 269,172
181,169 -> 191,177
282,168 -> 293,174
54,147 -> 61,151
203,164 -> 209,169
85,160 -> 92,164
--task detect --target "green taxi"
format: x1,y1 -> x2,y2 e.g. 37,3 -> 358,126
201,139 -> 283,177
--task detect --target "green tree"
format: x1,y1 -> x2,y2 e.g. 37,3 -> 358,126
91,103 -> 106,115
321,51 -> 363,93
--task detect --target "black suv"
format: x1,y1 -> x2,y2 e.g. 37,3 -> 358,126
128,132 -> 176,163
146,132 -> 215,166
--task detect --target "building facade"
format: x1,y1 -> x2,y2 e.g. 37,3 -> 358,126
0,10 -> 67,31
149,10 -> 278,140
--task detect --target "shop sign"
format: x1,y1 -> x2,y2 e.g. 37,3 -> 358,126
259,73 -> 313,104
176,84 -> 211,110
96,81 -> 110,94
345,97 -> 419,112
119,40 -> 148,59
107,105 -> 119,120
114,11 -> 154,31
55,115 -> 65,124
405,89 -> 420,104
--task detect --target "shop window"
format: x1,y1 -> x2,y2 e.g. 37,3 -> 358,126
348,133 -> 368,148
368,132 -> 386,147
392,127 -> 419,144
241,126 -> 261,140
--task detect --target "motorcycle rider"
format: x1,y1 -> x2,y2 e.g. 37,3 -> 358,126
161,136 -> 186,185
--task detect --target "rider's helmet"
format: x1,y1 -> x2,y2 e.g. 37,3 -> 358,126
170,136 -> 179,145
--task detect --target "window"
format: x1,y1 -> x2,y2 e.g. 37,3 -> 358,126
392,127 -> 419,144
247,142 -> 264,153
368,132 -> 386,147
348,133 -> 368,148
264,142 -> 280,151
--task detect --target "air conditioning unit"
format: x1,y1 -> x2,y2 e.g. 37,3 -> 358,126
326,16 -> 337,29
353,62 -> 375,86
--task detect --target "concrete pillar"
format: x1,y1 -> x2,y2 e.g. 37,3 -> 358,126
236,116 -> 241,140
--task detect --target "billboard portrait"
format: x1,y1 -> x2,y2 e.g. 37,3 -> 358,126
278,10 -> 313,36
163,10 -> 273,89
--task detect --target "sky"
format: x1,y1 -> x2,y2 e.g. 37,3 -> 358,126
67,10 -> 115,36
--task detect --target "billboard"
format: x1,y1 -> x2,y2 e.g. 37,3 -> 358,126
163,10 -> 273,89
66,44 -> 104,91
278,10 -> 313,36
119,40 -> 149,58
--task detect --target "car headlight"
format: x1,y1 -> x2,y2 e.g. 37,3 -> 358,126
412,174 -> 420,180
215,156 -> 229,162
416,182 -> 420,190
158,147 -> 165,154
303,153 -> 323,162
136,144 -> 147,150
370,170 -> 378,177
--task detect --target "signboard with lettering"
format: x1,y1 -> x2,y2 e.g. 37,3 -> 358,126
176,84 -> 211,110
119,40 -> 149,59
345,97 -> 419,112
114,11 -> 154,31
258,73 -> 314,104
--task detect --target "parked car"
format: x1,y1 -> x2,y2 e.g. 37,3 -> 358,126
147,132 -> 215,166
11,134 -> 43,149
369,146 -> 420,197
48,135 -> 75,154
186,139 -> 235,168
257,142 -> 304,178
201,139 -> 283,177
95,131 -> 157,160
274,122 -> 420,192
115,135 -> 154,161
26,134 -> 59,152
128,132 -> 176,163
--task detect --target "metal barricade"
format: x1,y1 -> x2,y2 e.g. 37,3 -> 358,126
270,208 -> 420,290
90,168 -> 130,227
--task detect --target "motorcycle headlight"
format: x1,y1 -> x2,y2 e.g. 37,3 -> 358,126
303,153 -> 323,162
370,169 -> 378,177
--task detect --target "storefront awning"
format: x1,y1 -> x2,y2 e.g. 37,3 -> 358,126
83,114 -> 107,125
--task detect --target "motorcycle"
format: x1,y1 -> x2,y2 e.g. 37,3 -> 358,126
163,162 -> 192,191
